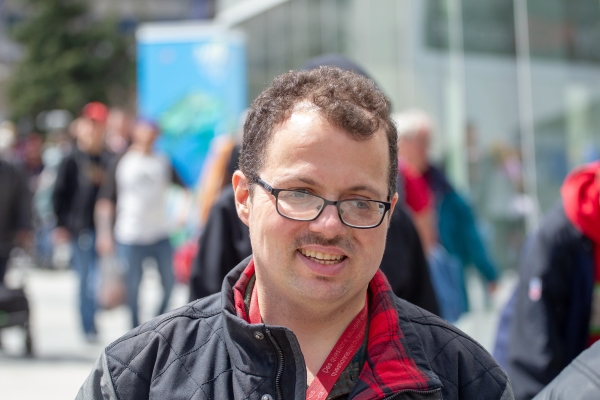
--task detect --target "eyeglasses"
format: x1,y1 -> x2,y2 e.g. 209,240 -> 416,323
255,178 -> 391,229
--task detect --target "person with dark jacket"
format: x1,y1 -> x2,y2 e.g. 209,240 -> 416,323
396,109 -> 498,318
506,161 -> 600,400
52,102 -> 114,341
532,340 -> 600,400
0,159 -> 31,283
78,67 -> 511,399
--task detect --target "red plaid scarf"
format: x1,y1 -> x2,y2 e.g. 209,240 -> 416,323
233,259 -> 432,398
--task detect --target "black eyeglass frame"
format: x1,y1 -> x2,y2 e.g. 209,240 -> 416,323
254,178 -> 392,229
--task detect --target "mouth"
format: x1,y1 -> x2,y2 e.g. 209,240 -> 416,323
298,249 -> 347,265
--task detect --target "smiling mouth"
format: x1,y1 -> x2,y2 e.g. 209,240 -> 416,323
298,249 -> 347,265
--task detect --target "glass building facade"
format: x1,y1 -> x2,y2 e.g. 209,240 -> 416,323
217,0 -> 600,270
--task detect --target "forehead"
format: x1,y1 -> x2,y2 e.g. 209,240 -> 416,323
261,109 -> 389,195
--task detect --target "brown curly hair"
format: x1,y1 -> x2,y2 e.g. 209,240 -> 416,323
239,66 -> 398,197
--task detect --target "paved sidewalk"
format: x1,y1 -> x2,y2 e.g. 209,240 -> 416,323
0,265 -> 517,400
0,266 -> 189,400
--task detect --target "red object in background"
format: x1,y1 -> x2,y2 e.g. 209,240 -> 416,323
173,240 -> 199,284
82,101 -> 109,123
399,162 -> 432,213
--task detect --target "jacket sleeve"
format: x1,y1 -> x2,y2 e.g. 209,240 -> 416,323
76,351 -> 118,400
506,222 -> 573,400
444,192 -> 498,282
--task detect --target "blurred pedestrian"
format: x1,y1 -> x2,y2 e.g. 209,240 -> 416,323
19,132 -> 44,193
105,108 -> 132,154
0,158 -> 31,284
396,109 -> 498,317
95,119 -> 184,328
506,161 -> 600,400
32,129 -> 71,269
0,120 -> 17,162
52,101 -> 113,341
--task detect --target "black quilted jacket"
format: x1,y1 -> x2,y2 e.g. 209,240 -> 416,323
77,258 -> 513,400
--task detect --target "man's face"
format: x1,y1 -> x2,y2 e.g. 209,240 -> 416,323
234,107 -> 397,309
77,118 -> 105,153
398,129 -> 430,173
132,122 -> 157,147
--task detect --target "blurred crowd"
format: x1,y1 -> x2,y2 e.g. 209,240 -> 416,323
0,55 -> 599,400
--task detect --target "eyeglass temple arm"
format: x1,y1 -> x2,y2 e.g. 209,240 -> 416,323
256,178 -> 274,193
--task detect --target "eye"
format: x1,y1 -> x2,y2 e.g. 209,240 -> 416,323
279,190 -> 312,201
289,190 -> 310,198
355,200 -> 370,210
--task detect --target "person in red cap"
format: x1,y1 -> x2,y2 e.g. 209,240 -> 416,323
506,161 -> 600,399
52,101 -> 114,342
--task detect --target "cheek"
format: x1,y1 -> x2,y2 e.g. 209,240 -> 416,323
359,228 -> 388,262
249,199 -> 292,248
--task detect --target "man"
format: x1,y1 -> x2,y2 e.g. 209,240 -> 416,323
78,67 -> 512,399
52,101 -> 113,341
396,109 -> 498,315
506,161 -> 600,400
95,119 -> 182,328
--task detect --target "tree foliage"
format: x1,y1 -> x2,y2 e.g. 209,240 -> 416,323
7,0 -> 135,122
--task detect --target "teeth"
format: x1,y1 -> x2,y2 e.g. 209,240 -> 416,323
300,249 -> 344,264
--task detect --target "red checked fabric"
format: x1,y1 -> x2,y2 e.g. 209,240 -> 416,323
232,259 -> 431,398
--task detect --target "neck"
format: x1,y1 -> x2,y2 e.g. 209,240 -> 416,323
78,142 -> 102,155
255,282 -> 367,385
130,143 -> 152,154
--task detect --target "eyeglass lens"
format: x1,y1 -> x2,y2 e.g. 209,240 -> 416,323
276,190 -> 384,227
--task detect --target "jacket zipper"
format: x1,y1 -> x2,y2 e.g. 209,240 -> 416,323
265,328 -> 284,400
382,387 -> 442,399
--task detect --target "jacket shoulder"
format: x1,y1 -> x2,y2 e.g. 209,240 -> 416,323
102,294 -> 229,398
397,298 -> 513,399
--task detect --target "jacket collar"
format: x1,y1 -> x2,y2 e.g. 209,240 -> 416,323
220,256 -> 443,399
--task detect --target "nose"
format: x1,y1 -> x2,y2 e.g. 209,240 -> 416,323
308,203 -> 346,237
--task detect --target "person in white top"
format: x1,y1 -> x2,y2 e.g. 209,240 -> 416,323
95,119 -> 184,327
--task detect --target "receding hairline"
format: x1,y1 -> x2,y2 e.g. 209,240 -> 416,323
256,105 -> 393,196
265,99 -> 383,145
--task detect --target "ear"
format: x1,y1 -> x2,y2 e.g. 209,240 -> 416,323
387,192 -> 399,222
232,171 -> 250,226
